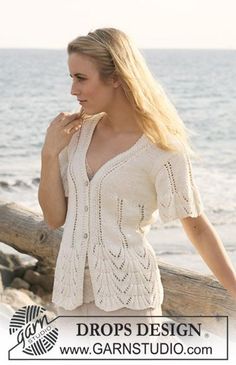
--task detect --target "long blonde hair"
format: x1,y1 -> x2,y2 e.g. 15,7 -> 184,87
67,28 -> 199,157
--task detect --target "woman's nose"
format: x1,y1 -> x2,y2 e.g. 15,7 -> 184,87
71,84 -> 78,96
71,81 -> 80,96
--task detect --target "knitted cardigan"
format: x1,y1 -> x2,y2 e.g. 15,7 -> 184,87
52,112 -> 204,311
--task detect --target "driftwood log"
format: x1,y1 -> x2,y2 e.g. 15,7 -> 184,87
0,200 -> 235,337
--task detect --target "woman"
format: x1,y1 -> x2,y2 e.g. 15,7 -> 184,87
38,28 -> 236,343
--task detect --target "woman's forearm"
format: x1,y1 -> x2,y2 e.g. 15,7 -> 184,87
38,151 -> 67,229
184,218 -> 236,300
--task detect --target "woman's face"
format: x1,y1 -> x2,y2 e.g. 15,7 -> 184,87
68,52 -> 117,115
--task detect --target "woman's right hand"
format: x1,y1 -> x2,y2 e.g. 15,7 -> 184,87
42,112 -> 83,157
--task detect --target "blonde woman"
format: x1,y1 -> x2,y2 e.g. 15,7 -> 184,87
38,28 -> 236,343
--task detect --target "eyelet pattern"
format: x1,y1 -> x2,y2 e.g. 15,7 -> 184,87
156,152 -> 203,223
52,115 -> 203,311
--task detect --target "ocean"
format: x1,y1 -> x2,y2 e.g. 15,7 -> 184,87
0,48 -> 235,274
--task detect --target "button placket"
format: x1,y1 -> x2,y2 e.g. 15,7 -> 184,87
84,179 -> 90,268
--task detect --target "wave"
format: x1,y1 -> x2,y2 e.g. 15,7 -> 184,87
0,178 -> 40,190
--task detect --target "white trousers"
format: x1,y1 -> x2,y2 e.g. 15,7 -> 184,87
55,301 -> 164,348
56,300 -> 162,317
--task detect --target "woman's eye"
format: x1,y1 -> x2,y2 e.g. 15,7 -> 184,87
77,77 -> 86,81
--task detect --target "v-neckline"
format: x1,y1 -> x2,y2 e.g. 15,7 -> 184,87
83,114 -> 147,183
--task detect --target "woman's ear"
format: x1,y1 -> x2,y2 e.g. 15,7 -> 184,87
112,72 -> 122,88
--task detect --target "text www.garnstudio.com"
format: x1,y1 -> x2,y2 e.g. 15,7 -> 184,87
59,342 -> 213,356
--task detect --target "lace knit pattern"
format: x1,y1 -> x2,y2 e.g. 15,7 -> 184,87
53,113 -> 204,311
83,161 -> 95,304
83,256 -> 94,303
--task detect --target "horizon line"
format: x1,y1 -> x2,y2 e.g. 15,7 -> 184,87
0,47 -> 235,51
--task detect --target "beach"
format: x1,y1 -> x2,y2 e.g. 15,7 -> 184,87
0,48 -> 235,277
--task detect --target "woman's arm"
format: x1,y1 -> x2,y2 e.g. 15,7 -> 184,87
38,111 -> 82,229
38,150 -> 68,229
180,212 -> 236,301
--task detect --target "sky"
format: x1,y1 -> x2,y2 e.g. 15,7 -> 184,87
0,0 -> 236,49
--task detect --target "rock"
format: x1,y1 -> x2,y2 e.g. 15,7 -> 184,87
0,250 -> 24,269
40,276 -> 54,292
42,293 -> 53,304
0,293 -> 56,327
19,289 -> 42,305
0,252 -> 56,318
35,262 -> 54,275
0,272 -> 3,294
18,288 -> 37,299
1,287 -> 55,314
0,265 -> 14,287
0,181 -> 10,189
31,284 -> 46,297
8,254 -> 23,267
23,269 -> 53,292
11,277 -> 30,290
23,269 -> 40,284
1,287 -> 39,310
19,289 -> 43,305
13,264 -> 36,278
0,251 -> 13,268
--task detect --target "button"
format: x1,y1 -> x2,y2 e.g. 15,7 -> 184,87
84,205 -> 89,212
84,233 -> 88,239
85,181 -> 89,186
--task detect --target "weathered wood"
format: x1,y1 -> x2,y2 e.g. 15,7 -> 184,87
158,260 -> 236,336
0,200 -> 235,337
0,200 -> 61,268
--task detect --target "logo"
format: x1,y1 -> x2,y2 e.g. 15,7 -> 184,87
9,305 -> 58,356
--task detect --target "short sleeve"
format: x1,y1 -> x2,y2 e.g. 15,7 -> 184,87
58,146 -> 69,197
155,150 -> 204,223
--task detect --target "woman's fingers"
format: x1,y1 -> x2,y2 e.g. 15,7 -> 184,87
50,111 -> 83,134
51,112 -> 79,125
63,121 -> 82,134
59,113 -> 77,126
51,112 -> 71,125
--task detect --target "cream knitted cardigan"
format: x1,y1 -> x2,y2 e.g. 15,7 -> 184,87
52,113 -> 204,311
